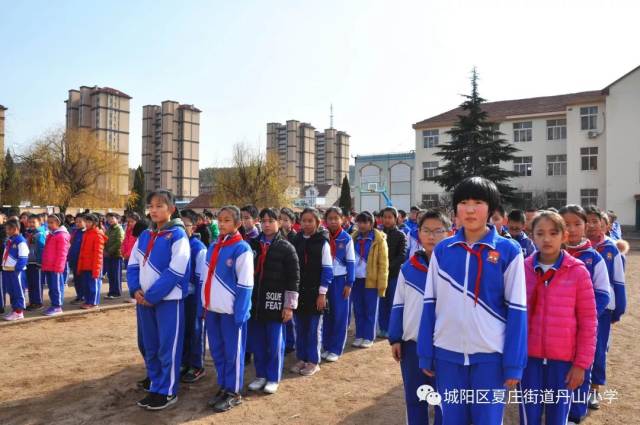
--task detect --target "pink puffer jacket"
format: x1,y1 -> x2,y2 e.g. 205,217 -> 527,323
41,227 -> 71,273
525,251 -> 597,370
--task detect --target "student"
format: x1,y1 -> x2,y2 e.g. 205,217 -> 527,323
406,206 -> 420,232
68,214 -> 86,304
407,209 -> 427,257
607,210 -> 622,241
195,213 -> 213,247
397,209 -> 411,236
351,211 -> 389,349
203,210 -> 220,240
104,213 -> 125,299
173,210 -> 208,384
418,176 -> 527,425
389,210 -> 449,425
76,214 -> 106,309
24,214 -> 47,311
122,212 -> 142,267
321,207 -> 355,362
291,208 -> 333,376
584,205 -> 626,409
507,209 -> 536,257
2,219 -> 28,321
279,207 -> 298,353
490,206 -> 511,238
201,205 -> 254,412
378,207 -> 407,338
524,208 -> 538,237
247,208 -> 299,393
240,205 -> 260,242
0,213 -> 6,313
519,211 -> 597,425
41,214 -> 71,316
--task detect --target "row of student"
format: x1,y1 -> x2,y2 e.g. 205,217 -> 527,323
387,177 -> 628,425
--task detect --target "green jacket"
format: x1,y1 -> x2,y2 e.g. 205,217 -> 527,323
210,221 -> 219,240
105,224 -> 125,258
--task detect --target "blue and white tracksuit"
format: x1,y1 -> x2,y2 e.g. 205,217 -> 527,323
201,235 -> 254,394
323,230 -> 355,356
591,237 -> 626,386
127,224 -> 191,397
68,228 -> 85,300
183,235 -> 207,370
407,228 -> 421,258
417,226 -> 527,425
2,235 -> 29,311
353,231 -> 379,343
389,252 -> 442,425
512,232 -> 536,258
25,226 -> 46,306
610,222 -> 622,241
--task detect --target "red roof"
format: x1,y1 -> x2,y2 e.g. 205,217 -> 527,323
185,193 -> 214,209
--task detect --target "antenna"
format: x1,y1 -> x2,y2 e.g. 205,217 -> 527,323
330,104 -> 334,129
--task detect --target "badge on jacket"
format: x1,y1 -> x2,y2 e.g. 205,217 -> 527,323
487,250 -> 500,264
226,258 -> 234,267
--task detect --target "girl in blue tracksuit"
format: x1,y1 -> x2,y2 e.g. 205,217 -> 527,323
584,205 -> 626,409
2,219 -> 29,321
418,177 -> 528,425
127,190 -> 191,411
559,205 -> 611,423
390,210 -> 449,425
25,214 -> 46,310
201,205 -> 254,412
322,207 -> 355,362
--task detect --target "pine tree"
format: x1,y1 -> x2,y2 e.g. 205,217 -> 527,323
430,68 -> 519,199
1,150 -> 21,206
339,175 -> 352,214
132,165 -> 146,215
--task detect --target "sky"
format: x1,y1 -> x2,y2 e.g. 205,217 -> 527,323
1,0 -> 639,169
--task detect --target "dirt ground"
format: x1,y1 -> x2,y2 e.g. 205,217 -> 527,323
1,247 -> 637,425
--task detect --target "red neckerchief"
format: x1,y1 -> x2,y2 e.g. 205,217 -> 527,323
410,253 -> 428,273
329,228 -> 342,259
255,238 -> 272,282
143,229 -> 170,266
203,232 -> 243,309
536,267 -> 556,288
459,244 -> 487,305
567,239 -> 592,258
3,238 -> 12,263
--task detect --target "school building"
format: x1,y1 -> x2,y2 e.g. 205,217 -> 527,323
413,65 -> 640,227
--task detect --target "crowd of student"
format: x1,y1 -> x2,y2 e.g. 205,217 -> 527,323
0,176 -> 630,424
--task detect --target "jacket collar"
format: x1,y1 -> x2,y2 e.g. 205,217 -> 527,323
533,250 -> 565,272
447,224 -> 499,250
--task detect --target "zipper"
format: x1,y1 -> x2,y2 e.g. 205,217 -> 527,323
542,276 -> 549,362
462,246 -> 470,366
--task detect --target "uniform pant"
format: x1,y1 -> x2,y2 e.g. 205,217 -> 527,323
105,257 -> 123,297
81,271 -> 101,305
45,271 -> 65,307
592,309 -> 612,386
0,273 -> 6,311
569,365 -> 592,422
139,300 -> 185,396
351,278 -> 379,341
294,313 -> 323,365
519,357 -> 573,425
206,311 -> 247,394
26,264 -> 43,305
248,319 -> 286,382
323,275 -> 351,355
136,302 -> 146,358
2,271 -> 25,311
69,261 -> 83,301
401,340 -> 441,425
183,292 -> 205,369
285,317 -> 296,351
378,276 -> 398,334
435,358 -> 506,425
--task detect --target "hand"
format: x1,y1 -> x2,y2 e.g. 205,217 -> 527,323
391,343 -> 401,362
282,307 -> 293,323
134,290 -> 145,305
316,294 -> 327,311
342,286 -> 352,299
421,368 -> 435,377
504,379 -> 519,390
565,365 -> 585,390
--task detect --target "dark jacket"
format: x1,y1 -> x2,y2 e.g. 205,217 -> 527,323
195,223 -> 212,247
250,232 -> 300,322
280,229 -> 297,244
383,226 -> 407,279
293,229 -> 330,315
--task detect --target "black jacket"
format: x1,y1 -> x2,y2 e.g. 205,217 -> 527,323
293,229 -> 329,315
195,223 -> 212,247
383,226 -> 407,279
249,232 -> 300,322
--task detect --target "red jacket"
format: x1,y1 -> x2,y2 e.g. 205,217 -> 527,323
525,251 -> 597,370
77,227 -> 106,278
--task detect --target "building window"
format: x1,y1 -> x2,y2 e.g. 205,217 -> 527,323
547,154 -> 567,176
580,147 -> 598,171
422,129 -> 439,148
580,188 -> 598,207
580,106 -> 598,130
422,194 -> 439,208
422,161 -> 439,179
514,192 -> 533,209
513,121 -> 532,142
513,156 -> 532,176
546,119 -> 567,140
546,191 -> 567,209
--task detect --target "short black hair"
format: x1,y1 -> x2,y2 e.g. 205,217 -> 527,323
203,210 -> 214,219
218,205 -> 242,223
180,209 -> 198,224
84,213 -> 98,223
493,205 -> 506,217
410,206 -> 420,212
558,204 -> 587,223
5,218 -> 20,230
147,189 -> 176,207
355,211 -> 374,224
452,176 -> 501,216
279,207 -> 295,221
240,204 -> 259,219
259,207 -> 279,221
419,209 -> 452,230
507,209 -> 526,224
398,209 -> 407,218
324,206 -> 343,220
28,214 -> 41,221
300,207 -> 321,225
583,205 -> 603,220
105,212 -> 120,219
382,207 -> 398,219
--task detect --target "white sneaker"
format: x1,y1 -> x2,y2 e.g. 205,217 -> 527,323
325,353 -> 340,362
352,338 -> 364,348
567,422 -> 578,425
290,360 -> 306,374
4,311 -> 24,321
321,351 -> 329,359
360,339 -> 374,348
248,377 -> 266,391
263,381 -> 279,394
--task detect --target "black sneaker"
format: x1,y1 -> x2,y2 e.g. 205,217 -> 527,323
179,364 -> 189,377
285,347 -> 295,354
137,392 -> 156,408
213,392 -> 242,412
146,393 -> 178,411
137,377 -> 151,392
26,303 -> 44,311
207,389 -> 227,408
245,352 -> 252,365
182,367 -> 206,383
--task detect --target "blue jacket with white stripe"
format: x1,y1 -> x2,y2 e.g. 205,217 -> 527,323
594,236 -> 626,322
331,229 -> 356,285
389,251 -> 429,344
567,240 -> 611,316
2,234 -> 29,271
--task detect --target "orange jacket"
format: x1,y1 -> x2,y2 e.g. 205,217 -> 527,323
77,227 -> 106,278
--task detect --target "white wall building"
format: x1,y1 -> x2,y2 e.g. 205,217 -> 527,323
413,65 -> 640,227
354,152 -> 415,213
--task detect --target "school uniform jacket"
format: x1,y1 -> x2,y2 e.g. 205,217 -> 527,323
126,220 -> 191,306
566,239 -> 611,316
25,225 -> 47,265
417,225 -> 528,381
68,228 -> 85,266
2,234 -> 29,271
593,236 -> 626,322
329,229 -> 356,284
188,235 -> 207,296
512,232 -> 536,258
389,251 -> 429,344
